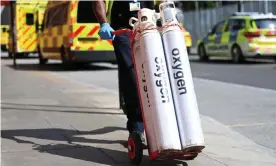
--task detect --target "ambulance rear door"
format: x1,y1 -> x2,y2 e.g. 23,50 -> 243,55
16,5 -> 38,53
70,1 -> 113,52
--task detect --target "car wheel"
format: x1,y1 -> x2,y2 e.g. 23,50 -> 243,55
38,46 -> 48,65
8,52 -> 13,58
231,45 -> 244,64
187,47 -> 191,55
60,46 -> 73,69
198,44 -> 209,61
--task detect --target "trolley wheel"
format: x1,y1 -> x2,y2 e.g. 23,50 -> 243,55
128,132 -> 143,165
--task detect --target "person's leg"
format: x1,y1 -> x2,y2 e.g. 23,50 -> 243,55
112,33 -> 144,135
117,64 -> 126,111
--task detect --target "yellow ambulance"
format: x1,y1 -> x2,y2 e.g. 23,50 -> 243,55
38,1 -> 116,65
180,23 -> 192,55
1,25 -> 9,52
7,0 -> 48,57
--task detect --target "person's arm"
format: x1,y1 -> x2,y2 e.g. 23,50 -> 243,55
92,0 -> 114,40
92,0 -> 107,24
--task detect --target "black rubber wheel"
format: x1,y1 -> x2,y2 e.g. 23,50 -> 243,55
273,57 -> 276,63
8,52 -> 13,58
198,44 -> 209,61
231,45 -> 244,64
60,46 -> 67,64
187,47 -> 191,55
60,46 -> 72,68
38,46 -> 48,65
128,132 -> 143,166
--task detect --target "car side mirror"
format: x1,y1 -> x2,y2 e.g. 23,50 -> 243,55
2,27 -> 7,32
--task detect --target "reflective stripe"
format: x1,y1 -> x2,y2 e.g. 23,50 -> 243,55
214,32 -> 222,44
87,26 -> 100,36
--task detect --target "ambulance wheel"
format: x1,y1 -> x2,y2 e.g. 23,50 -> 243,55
231,45 -> 244,64
198,44 -> 209,61
187,47 -> 191,55
60,46 -> 72,68
38,46 -> 48,65
128,132 -> 143,166
8,52 -> 12,58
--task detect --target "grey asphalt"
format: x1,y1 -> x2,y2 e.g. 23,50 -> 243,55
189,56 -> 276,91
16,55 -> 275,151
3,54 -> 276,152
1,54 -> 276,166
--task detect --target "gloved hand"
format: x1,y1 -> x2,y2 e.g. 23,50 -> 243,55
98,23 -> 115,40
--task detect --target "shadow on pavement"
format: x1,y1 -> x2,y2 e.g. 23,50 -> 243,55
5,62 -> 117,72
1,102 -> 123,115
190,58 -> 275,65
32,144 -> 188,166
1,127 -> 188,166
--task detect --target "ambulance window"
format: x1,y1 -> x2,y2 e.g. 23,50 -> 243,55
254,19 -> 276,29
46,3 -> 69,27
226,19 -> 245,31
250,20 -> 255,28
212,20 -> 225,34
26,13 -> 34,25
77,1 -> 97,23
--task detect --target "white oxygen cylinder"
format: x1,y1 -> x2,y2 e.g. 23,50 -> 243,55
128,17 -> 158,154
159,2 -> 205,151
135,8 -> 182,155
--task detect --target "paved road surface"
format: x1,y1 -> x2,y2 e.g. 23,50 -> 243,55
1,54 -> 276,166
2,53 -> 276,151
10,54 -> 274,151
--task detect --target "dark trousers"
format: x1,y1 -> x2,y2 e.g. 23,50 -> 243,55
112,33 -> 144,134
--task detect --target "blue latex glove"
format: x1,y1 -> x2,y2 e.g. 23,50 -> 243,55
98,23 -> 115,40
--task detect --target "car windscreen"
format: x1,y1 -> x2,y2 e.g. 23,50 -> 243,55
77,1 -> 97,23
253,18 -> 276,29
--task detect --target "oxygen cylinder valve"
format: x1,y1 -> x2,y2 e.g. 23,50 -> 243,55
159,1 -> 178,25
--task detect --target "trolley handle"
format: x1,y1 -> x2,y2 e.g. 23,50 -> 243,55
112,29 -> 131,35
